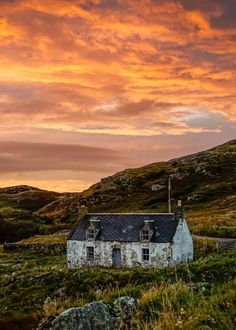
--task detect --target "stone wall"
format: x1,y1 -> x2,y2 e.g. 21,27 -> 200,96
3,242 -> 66,255
67,240 -> 171,268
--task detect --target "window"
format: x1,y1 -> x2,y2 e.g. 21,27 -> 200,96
86,246 -> 94,260
142,248 -> 150,261
87,228 -> 95,240
86,220 -> 101,241
141,230 -> 150,241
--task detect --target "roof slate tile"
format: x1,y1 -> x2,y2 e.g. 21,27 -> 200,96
69,213 -> 179,243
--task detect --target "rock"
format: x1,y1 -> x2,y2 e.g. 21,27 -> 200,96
187,194 -> 199,203
188,282 -> 211,292
151,184 -> 164,191
170,171 -> 190,180
37,296 -> 137,330
3,242 -> 66,255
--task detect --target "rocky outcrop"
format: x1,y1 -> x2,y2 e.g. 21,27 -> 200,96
3,243 -> 66,255
37,296 -> 137,330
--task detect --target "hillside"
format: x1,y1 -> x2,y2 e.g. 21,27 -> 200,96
0,140 -> 235,239
36,139 -> 236,237
0,185 -> 41,194
0,187 -> 67,243
0,186 -> 61,221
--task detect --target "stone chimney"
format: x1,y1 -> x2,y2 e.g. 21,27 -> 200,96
174,200 -> 184,221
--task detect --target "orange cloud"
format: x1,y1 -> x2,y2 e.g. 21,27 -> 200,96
0,0 -> 235,190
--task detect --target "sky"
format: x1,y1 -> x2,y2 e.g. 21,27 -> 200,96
0,0 -> 235,192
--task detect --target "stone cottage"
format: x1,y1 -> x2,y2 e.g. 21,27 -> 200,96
67,203 -> 193,268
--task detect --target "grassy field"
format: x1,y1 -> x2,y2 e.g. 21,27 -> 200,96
0,245 -> 235,330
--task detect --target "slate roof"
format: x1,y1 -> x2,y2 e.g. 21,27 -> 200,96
68,213 -> 179,243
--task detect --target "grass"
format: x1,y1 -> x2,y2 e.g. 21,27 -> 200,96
0,245 -> 235,329
136,278 -> 236,329
19,233 -> 67,244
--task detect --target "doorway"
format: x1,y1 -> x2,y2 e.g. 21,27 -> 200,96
112,248 -> 121,268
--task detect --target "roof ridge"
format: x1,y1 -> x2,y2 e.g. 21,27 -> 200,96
87,213 -> 174,215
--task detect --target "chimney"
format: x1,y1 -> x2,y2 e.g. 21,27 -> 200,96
174,200 -> 184,221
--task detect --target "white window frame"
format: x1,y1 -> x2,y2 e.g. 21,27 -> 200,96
141,229 -> 150,241
87,228 -> 96,240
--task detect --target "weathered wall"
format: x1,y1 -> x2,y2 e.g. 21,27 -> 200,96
3,242 -> 66,255
171,219 -> 193,264
67,240 -> 171,268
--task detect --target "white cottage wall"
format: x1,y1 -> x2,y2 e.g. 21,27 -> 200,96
171,219 -> 193,264
67,240 -> 172,268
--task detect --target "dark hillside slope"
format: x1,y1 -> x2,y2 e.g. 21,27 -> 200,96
0,187 -> 64,243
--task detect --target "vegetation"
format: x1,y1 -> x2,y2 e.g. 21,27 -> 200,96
0,245 -> 235,329
0,188 -> 60,220
0,218 -> 71,243
19,233 -> 67,244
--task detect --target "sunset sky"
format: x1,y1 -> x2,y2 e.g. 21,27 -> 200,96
0,0 -> 235,192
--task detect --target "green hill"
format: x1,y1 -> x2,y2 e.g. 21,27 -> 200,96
0,187 -> 66,243
0,186 -> 61,221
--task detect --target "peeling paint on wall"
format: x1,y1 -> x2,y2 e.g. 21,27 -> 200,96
67,240 -> 174,268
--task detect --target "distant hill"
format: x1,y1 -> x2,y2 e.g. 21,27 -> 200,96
0,140 -> 235,238
0,186 -> 61,221
35,139 -> 236,237
0,185 -> 41,194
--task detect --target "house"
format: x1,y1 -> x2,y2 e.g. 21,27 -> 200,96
67,202 -> 193,268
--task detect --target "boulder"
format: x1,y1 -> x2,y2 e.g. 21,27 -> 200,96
37,296 -> 137,330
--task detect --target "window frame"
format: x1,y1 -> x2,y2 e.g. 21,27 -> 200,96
141,229 -> 150,241
86,246 -> 94,260
142,248 -> 150,262
87,228 -> 96,240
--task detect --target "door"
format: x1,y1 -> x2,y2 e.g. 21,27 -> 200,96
112,248 -> 121,268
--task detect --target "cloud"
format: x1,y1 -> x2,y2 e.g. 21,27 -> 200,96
0,0 -> 235,190
180,109 -> 235,130
0,141 -> 126,173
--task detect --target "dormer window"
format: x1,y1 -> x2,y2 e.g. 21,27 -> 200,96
141,229 -> 150,241
86,218 -> 101,241
87,228 -> 96,240
140,220 -> 154,242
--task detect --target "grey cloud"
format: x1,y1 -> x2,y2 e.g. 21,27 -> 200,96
179,0 -> 236,30
0,141 -> 125,173
210,1 -> 236,29
107,100 -> 182,117
183,110 -> 236,130
178,0 -> 220,12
